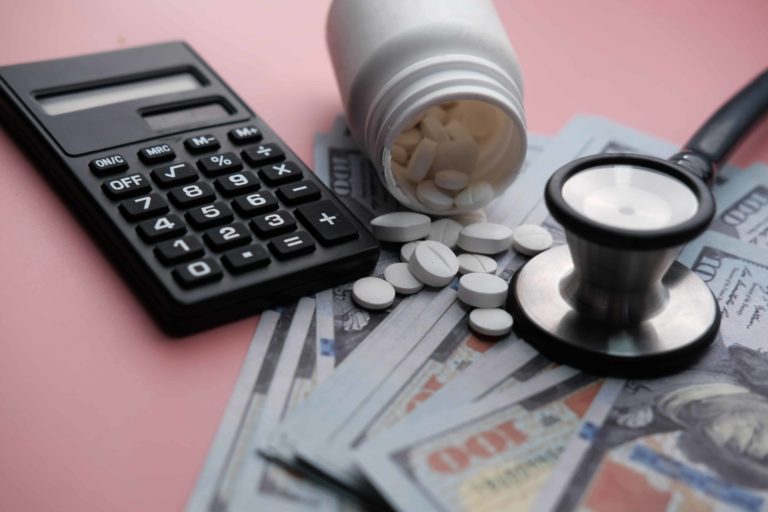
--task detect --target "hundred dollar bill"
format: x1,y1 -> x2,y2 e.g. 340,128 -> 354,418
356,366 -> 625,512
534,230 -> 768,512
711,163 -> 768,248
286,116 -> 695,489
186,304 -> 300,512
266,122 -> 553,466
272,117 -> 674,487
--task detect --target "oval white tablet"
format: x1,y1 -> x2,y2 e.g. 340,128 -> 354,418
370,212 -> 431,242
435,170 -> 469,191
457,253 -> 498,274
397,128 -> 422,150
454,182 -> 495,210
512,224 -> 554,256
469,308 -> 513,337
457,222 -> 514,254
417,180 -> 453,211
406,138 -> 437,183
427,218 -> 463,249
408,240 -> 459,287
352,277 -> 395,310
424,106 -> 448,124
458,273 -> 508,308
400,241 -> 420,263
384,263 -> 424,295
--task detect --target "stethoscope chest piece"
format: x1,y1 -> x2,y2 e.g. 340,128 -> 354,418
507,154 -> 721,376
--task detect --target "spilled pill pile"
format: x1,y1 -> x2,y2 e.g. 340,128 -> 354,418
352,211 -> 554,338
388,101 -> 508,213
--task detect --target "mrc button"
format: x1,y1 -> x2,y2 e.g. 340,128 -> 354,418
138,143 -> 175,164
89,154 -> 128,176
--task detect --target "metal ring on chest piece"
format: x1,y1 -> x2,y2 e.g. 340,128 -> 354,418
507,154 -> 721,377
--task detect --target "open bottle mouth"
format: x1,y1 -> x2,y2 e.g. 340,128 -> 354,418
545,154 -> 715,250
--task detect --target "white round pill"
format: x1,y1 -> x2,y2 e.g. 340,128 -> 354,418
435,170 -> 469,191
457,222 -> 514,254
454,181 -> 495,210
406,138 -> 437,183
370,212 -> 431,242
469,308 -> 513,337
417,180 -> 453,211
457,253 -> 498,274
512,224 -> 554,256
384,263 -> 424,295
427,218 -> 463,249
408,240 -> 459,287
400,241 -> 420,263
458,273 -> 508,308
352,277 -> 395,310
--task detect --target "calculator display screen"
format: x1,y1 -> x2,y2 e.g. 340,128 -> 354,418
142,102 -> 231,131
38,72 -> 201,116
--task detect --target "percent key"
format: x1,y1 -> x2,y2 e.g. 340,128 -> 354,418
198,152 -> 243,176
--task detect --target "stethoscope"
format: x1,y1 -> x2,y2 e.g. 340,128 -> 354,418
506,69 -> 768,377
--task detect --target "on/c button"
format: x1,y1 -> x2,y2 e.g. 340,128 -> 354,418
89,154 -> 128,176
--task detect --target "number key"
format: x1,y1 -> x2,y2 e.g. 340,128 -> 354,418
232,191 -> 278,217
215,171 -> 260,197
204,223 -> 252,251
137,214 -> 186,242
173,258 -> 223,289
151,162 -> 198,188
168,182 -> 216,208
250,210 -> 296,238
119,193 -> 169,221
154,236 -> 204,265
187,202 -> 234,230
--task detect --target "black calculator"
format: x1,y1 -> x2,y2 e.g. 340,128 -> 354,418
0,42 -> 379,335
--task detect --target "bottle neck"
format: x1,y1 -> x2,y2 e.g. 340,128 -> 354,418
364,55 -> 526,212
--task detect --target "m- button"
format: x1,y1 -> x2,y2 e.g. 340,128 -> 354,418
295,200 -> 357,246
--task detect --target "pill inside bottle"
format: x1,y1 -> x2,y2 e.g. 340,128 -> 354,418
385,100 -> 522,213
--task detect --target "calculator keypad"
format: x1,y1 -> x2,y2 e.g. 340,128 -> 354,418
95,124 -> 371,295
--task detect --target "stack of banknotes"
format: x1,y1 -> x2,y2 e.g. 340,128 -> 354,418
186,114 -> 768,512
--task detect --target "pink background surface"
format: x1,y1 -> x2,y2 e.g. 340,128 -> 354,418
1,1 -> 767,510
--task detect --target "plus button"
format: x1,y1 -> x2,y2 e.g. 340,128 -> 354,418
319,213 -> 337,225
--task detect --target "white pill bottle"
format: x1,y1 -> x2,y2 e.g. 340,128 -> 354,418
327,0 -> 526,215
